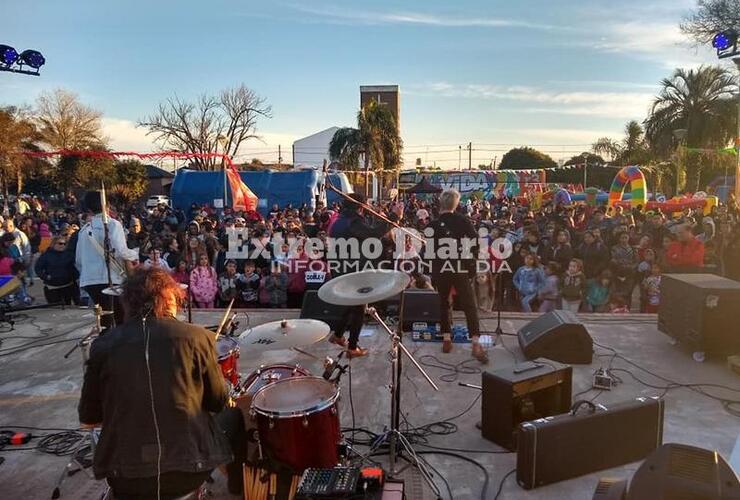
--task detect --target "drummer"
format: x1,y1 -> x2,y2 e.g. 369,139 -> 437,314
79,267 -> 246,497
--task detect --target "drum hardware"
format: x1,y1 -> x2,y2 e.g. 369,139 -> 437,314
236,319 -> 331,357
63,305 -> 109,363
317,270 -> 441,498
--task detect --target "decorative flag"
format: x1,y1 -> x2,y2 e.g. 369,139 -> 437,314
226,166 -> 258,211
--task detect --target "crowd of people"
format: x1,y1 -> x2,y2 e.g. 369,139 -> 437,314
1,189 -> 739,315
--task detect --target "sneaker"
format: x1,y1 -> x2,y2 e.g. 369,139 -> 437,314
442,339 -> 453,354
329,335 -> 347,347
346,347 -> 369,359
472,343 -> 489,364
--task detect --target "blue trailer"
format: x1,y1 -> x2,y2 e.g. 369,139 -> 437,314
170,169 -> 352,215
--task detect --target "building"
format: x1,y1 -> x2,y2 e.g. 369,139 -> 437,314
360,85 -> 400,128
146,164 -> 175,197
292,126 -> 340,167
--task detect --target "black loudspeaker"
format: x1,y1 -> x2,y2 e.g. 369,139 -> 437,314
518,310 -> 593,364
658,273 -> 740,357
300,290 -> 349,335
481,359 -> 572,450
592,478 -> 628,500
400,290 -> 440,331
628,443 -> 740,500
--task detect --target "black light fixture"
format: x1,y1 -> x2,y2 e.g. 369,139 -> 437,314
0,44 -> 45,76
19,49 -> 45,69
713,29 -> 740,58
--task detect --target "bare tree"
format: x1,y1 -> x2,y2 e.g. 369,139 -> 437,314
139,84 -> 272,170
35,89 -> 105,150
0,106 -> 40,196
681,0 -> 740,43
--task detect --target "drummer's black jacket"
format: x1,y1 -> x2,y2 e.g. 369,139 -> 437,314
78,317 -> 232,480
328,209 -> 397,275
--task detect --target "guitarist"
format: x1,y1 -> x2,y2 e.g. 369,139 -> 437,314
75,191 -> 138,331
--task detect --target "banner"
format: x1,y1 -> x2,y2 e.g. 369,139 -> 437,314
226,165 -> 258,211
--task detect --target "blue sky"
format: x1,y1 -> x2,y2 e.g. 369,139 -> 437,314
0,0 -> 722,167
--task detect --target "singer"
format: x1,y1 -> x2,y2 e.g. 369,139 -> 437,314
75,190 -> 138,330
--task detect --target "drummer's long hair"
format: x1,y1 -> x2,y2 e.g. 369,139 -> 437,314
122,267 -> 185,321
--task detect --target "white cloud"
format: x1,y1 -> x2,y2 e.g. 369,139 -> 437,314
101,118 -> 157,152
410,82 -> 654,119
285,4 -> 565,31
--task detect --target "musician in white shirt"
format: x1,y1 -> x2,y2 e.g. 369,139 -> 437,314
75,191 -> 139,329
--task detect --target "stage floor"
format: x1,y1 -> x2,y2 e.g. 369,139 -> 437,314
0,305 -> 738,500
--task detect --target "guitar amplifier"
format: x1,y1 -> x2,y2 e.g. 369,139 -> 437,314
516,397 -> 664,490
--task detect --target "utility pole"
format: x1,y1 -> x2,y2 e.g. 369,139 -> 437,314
582,153 -> 588,187
458,145 -> 462,171
278,144 -> 282,166
468,142 -> 472,171
292,144 -> 295,166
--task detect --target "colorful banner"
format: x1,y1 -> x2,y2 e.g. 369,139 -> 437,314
226,166 -> 258,211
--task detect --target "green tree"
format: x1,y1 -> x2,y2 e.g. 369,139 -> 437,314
681,0 -> 740,43
556,153 -> 614,189
498,147 -> 557,170
0,107 -> 40,197
644,66 -> 736,191
110,160 -> 148,203
56,153 -> 116,195
329,100 -> 403,198
593,121 -> 652,165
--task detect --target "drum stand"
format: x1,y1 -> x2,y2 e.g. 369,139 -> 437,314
364,306 -> 442,499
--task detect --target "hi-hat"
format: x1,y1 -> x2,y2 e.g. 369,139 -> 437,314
102,285 -> 123,296
237,319 -> 330,355
318,270 -> 410,306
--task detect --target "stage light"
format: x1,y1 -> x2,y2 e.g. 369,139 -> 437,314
19,49 -> 45,69
713,30 -> 737,51
0,45 -> 18,66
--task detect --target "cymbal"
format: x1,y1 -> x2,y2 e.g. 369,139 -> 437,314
102,285 -> 123,296
318,270 -> 410,306
237,319 -> 330,355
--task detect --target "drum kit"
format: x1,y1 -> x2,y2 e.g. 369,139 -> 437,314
222,269 -> 442,498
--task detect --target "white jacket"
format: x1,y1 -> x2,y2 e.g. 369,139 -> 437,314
75,215 -> 139,287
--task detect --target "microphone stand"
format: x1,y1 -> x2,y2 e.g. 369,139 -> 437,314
100,183 -> 116,328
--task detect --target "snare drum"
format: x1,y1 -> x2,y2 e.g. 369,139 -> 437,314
251,376 -> 340,471
240,364 -> 311,397
216,337 -> 240,387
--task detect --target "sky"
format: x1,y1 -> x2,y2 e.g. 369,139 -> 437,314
0,0 -> 725,168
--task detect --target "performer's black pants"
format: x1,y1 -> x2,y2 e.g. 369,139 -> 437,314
433,273 -> 480,338
83,284 -> 124,332
335,304 -> 365,349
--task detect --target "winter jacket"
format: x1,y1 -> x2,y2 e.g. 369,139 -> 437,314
538,274 -> 560,301
561,271 -> 587,301
665,239 -> 704,270
190,266 -> 218,303
576,242 -> 610,279
513,266 -> 545,296
264,273 -> 288,306
35,248 -> 78,287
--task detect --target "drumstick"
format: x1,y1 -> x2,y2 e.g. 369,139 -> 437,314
214,298 -> 235,340
289,475 -> 299,500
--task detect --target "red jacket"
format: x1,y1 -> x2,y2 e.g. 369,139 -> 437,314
665,238 -> 704,269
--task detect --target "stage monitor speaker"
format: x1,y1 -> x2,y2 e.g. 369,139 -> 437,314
592,478 -> 628,500
481,359 -> 572,451
518,310 -> 593,364
300,290 -> 349,335
517,397 -> 664,490
401,290 -> 440,331
628,443 -> 740,500
658,273 -> 740,358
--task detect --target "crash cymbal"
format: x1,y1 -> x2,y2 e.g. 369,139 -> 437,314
318,270 -> 410,306
237,319 -> 330,355
102,285 -> 124,296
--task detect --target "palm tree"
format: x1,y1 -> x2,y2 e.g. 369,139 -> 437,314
329,100 -> 402,198
593,121 -> 650,165
644,66 -> 737,191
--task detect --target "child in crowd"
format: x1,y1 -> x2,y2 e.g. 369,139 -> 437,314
218,259 -> 241,307
258,269 -> 271,307
609,295 -> 630,313
561,258 -> 587,313
142,247 -> 172,273
189,253 -> 218,308
172,260 -> 190,286
8,261 -> 33,306
264,264 -> 288,308
642,262 -> 662,313
237,260 -> 261,307
512,253 -> 545,312
586,269 -> 612,312
538,261 -> 561,313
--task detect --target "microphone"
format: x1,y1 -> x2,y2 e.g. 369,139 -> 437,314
322,357 -> 336,381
